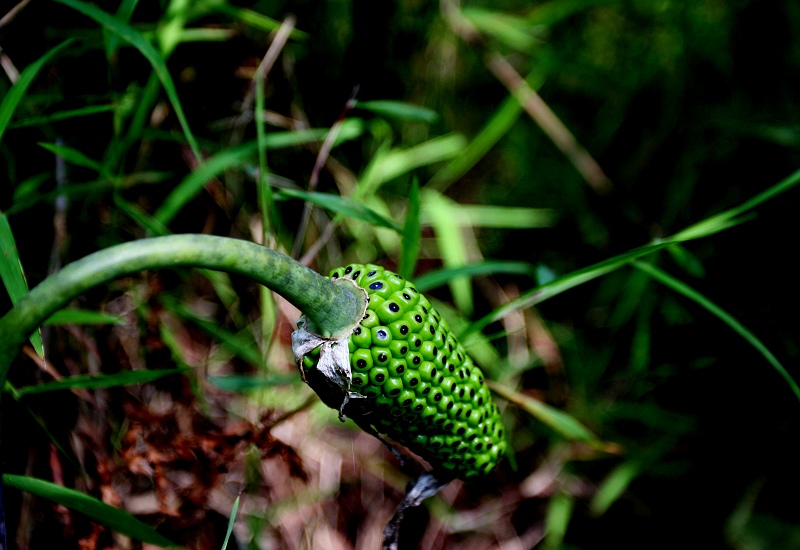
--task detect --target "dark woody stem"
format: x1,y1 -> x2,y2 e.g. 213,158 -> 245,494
0,234 -> 366,389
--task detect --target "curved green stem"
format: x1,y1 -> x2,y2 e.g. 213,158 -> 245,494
0,234 -> 364,388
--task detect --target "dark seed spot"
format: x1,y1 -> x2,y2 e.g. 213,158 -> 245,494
422,307 -> 428,314
431,368 -> 437,378
498,430 -> 504,438
434,393 -> 442,401
466,410 -> 472,417
378,353 -> 388,362
400,346 -> 408,354
423,387 -> 430,394
413,356 -> 421,365
475,443 -> 483,451
433,316 -> 439,324
403,398 -> 412,406
345,266 -> 352,274
376,329 -> 388,340
391,388 -> 400,396
354,327 -> 361,335
415,339 -> 421,347
332,273 -> 340,279
389,303 -> 400,312
478,398 -> 484,406
353,378 -> 362,385
467,457 -> 476,464
445,422 -> 453,431
457,427 -> 465,435
458,354 -> 463,362
446,401 -> 454,410
487,443 -> 493,449
483,426 -> 488,434
403,293 -> 411,300
449,344 -> 453,352
400,325 -> 409,335
396,365 -> 405,374
353,270 -> 361,278
459,388 -> 465,398
429,326 -> 435,335
438,375 -> 444,383
414,404 -> 423,411
368,270 -> 377,276
375,374 -> 385,382
415,315 -> 423,322
455,408 -> 462,417
357,359 -> 367,368
442,357 -> 447,366
433,347 -> 438,356
369,281 -> 383,290
410,378 -> 419,386
451,381 -> 457,390
468,434 -> 477,442
470,389 -> 476,398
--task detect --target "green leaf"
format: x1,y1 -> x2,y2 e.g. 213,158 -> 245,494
399,179 -> 421,279
53,0 -> 202,161
10,103 -> 117,129
589,460 -> 642,516
38,142 -> 110,178
15,368 -> 189,396
221,494 -> 241,550
356,100 -> 439,124
633,260 -> 800,403
0,39 -> 74,145
414,261 -> 537,293
0,212 -> 44,357
207,374 -> 297,392
544,492 -> 574,550
278,188 -> 403,232
44,309 -> 125,326
2,474 -> 178,546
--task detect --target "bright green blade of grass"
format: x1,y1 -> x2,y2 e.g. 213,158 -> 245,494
414,261 -> 537,293
15,368 -> 189,396
44,309 -> 124,326
358,133 -> 467,197
211,2 -> 308,39
487,380 -> 607,449
456,204 -> 557,228
38,142 -> 110,178
462,8 -> 539,52
589,459 -> 641,516
0,212 -> 44,357
632,260 -> 800,403
423,189 -> 473,314
0,39 -> 74,144
278,189 -> 403,232
220,494 -> 241,550
399,179 -> 421,279
54,0 -> 202,161
355,100 -> 439,124
544,491 -> 574,550
2,474 -> 178,546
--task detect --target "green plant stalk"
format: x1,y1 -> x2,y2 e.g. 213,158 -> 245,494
0,234 -> 366,390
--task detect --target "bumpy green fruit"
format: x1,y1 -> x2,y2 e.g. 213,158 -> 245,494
301,264 -> 507,479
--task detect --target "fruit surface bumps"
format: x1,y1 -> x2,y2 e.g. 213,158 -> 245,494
304,263 -> 507,478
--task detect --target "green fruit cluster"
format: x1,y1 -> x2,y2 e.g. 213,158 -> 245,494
303,263 -> 507,479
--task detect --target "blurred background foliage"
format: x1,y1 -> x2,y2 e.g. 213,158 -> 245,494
1,0 -> 800,548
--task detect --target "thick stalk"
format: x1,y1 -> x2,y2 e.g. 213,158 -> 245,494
0,234 -> 364,388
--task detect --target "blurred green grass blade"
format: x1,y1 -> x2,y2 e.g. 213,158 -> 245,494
212,2 -> 308,39
44,309 -> 124,326
590,460 -> 641,516
15,368 -> 189,396
154,141 -> 257,225
667,243 -> 705,277
462,240 -> 675,339
632,260 -> 800,403
0,212 -> 44,357
207,373 -> 297,392
38,142 -> 110,178
0,39 -> 74,145
544,492 -> 574,550
167,301 -> 263,368
423,190 -> 473,314
104,0 -> 139,58
358,133 -> 467,197
487,381 -> 606,448
2,474 -> 178,546
455,204 -> 557,228
399,179 -> 421,279
221,494 -> 241,550
54,0 -> 202,161
10,104 -> 117,128
355,100 -> 439,124
462,8 -> 538,52
414,261 -> 537,293
278,189 -> 402,232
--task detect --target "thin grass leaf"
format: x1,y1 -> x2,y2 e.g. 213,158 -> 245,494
414,261 -> 537,293
44,309 -> 124,326
0,212 -> 44,357
104,0 -> 139,58
0,39 -> 74,145
15,368 -> 189,396
358,133 -> 467,197
399,179 -> 421,279
355,100 -> 439,124
9,104 -> 117,128
462,8 -> 539,52
38,142 -> 110,179
212,2 -> 308,39
544,492 -> 574,550
632,260 -> 800,403
2,474 -> 178,546
456,204 -> 557,228
278,189 -> 402,232
667,243 -> 705,278
221,494 -> 241,550
423,190 -> 473,314
207,374 -> 297,392
54,0 -> 202,161
487,380 -> 609,449
589,460 -> 641,516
